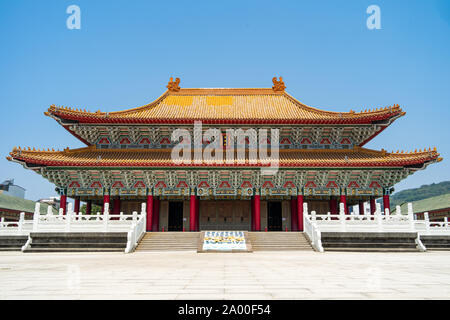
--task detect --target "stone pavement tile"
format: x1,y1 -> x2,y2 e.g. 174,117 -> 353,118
175,294 -> 228,300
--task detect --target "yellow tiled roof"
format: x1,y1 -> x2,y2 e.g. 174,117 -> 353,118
46,88 -> 405,124
7,146 -> 441,168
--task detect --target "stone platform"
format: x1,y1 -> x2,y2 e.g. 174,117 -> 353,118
0,250 -> 449,299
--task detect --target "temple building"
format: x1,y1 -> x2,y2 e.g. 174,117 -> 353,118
6,77 -> 442,232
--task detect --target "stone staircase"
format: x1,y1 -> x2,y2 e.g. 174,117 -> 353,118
0,236 -> 28,251
420,235 -> 450,250
320,232 -> 421,252
136,232 -> 200,251
247,232 -> 313,251
23,233 -> 128,253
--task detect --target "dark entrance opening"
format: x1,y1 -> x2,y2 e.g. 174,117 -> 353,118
268,202 -> 282,231
168,202 -> 183,231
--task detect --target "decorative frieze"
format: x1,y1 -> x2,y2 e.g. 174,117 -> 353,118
44,167 -> 414,199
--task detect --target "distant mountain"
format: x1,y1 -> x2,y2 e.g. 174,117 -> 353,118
391,181 -> 450,208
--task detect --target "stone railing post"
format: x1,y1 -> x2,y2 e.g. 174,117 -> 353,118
132,210 -> 138,223
407,203 -> 414,231
424,212 -> 430,232
376,202 -> 382,231
18,212 -> 25,234
353,205 -> 359,220
103,203 -> 110,231
33,202 -> 41,232
303,202 -> 308,230
311,210 -> 316,222
445,217 -> 448,229
339,202 -> 346,231
65,203 -> 73,232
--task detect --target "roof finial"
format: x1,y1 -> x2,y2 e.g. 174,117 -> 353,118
167,77 -> 181,92
272,77 -> 286,92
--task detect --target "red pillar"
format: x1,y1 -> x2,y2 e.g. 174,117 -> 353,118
383,194 -> 390,213
251,196 -> 255,231
297,195 -> 304,231
291,197 -> 298,231
60,195 -> 67,215
254,195 -> 261,231
370,197 -> 376,215
340,195 -> 348,215
146,195 -> 153,232
112,198 -> 120,220
329,198 -> 338,215
113,198 -> 121,214
358,201 -> 365,215
190,195 -> 197,231
195,196 -> 200,231
74,197 -> 80,214
152,198 -> 160,231
86,201 -> 92,215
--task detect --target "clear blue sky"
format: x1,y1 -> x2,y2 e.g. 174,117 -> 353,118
0,0 -> 449,201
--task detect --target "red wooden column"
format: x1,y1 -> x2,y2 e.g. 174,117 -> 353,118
370,197 -> 376,215
254,194 -> 261,231
190,194 -> 197,232
383,194 -> 391,214
297,195 -> 304,231
329,198 -> 338,215
340,195 -> 348,215
74,197 -> 80,214
113,198 -> 121,213
103,194 -> 110,213
291,197 -> 298,231
86,201 -> 92,215
146,194 -> 153,232
112,198 -> 121,220
250,197 -> 255,231
152,198 -> 160,231
60,195 -> 67,215
358,201 -> 365,215
195,196 -> 200,231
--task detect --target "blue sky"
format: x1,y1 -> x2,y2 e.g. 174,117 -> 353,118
0,0 -> 449,201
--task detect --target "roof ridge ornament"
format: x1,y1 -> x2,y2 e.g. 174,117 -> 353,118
167,77 -> 181,92
272,77 -> 286,92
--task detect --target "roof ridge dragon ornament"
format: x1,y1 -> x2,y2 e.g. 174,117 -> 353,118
167,77 -> 181,92
272,76 -> 286,92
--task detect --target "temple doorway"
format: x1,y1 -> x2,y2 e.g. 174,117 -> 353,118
168,201 -> 183,231
199,200 -> 251,230
268,201 -> 282,231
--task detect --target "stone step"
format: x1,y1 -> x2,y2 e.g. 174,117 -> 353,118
29,243 -> 127,249
325,247 -> 419,252
135,232 -> 200,251
0,236 -> 29,251
248,232 -> 313,251
323,243 -> 417,248
24,248 -> 124,253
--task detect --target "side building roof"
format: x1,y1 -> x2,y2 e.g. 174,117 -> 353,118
0,193 -> 56,215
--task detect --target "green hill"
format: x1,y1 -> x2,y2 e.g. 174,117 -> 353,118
391,181 -> 450,208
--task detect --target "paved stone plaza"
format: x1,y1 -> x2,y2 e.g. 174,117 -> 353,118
0,251 -> 449,300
